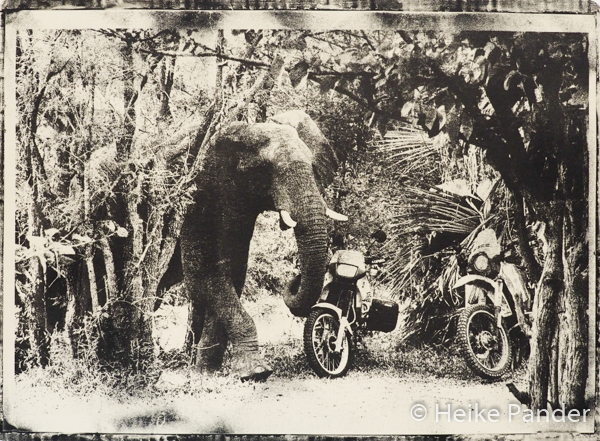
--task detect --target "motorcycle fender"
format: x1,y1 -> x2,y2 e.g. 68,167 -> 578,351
455,275 -> 512,317
312,303 -> 344,323
453,274 -> 496,291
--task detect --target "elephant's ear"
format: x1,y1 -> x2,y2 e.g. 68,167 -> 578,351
268,110 -> 338,192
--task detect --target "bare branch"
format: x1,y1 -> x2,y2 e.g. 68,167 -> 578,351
85,250 -> 100,313
98,238 -> 118,302
136,47 -> 270,69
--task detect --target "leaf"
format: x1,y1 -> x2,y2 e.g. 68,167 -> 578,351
49,243 -> 76,256
503,70 -> 522,91
401,101 -> 414,118
424,107 -> 437,130
384,63 -> 396,78
269,54 -> 285,80
337,51 -> 355,68
45,228 -> 60,238
478,91 -> 495,116
103,220 -> 117,233
27,235 -> 48,251
436,106 -> 447,131
377,40 -> 394,54
358,53 -> 377,67
460,114 -> 474,140
116,227 -> 129,238
72,234 -> 93,244
319,52 -> 331,65
288,61 -> 309,88
472,55 -> 488,83
375,78 -> 387,89
59,256 -> 78,265
318,76 -> 337,94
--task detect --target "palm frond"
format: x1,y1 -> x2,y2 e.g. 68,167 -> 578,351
390,184 -> 483,238
374,125 -> 437,173
384,178 -> 509,303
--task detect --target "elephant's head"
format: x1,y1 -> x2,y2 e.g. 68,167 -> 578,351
208,110 -> 343,317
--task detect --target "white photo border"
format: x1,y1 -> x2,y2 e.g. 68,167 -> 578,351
3,10 -> 598,435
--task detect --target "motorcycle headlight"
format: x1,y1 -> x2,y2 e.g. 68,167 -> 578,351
336,263 -> 358,279
473,253 -> 490,273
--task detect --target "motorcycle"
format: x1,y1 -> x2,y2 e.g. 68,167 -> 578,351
453,228 -> 532,380
303,230 -> 399,378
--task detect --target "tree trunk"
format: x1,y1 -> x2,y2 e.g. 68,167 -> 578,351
558,206 -> 588,409
124,172 -> 154,365
116,39 -> 136,162
141,192 -> 166,300
25,202 -> 50,367
64,261 -> 93,359
527,206 -> 563,410
512,189 -> 542,283
97,35 -> 155,368
158,56 -> 175,127
98,238 -> 118,302
548,322 -> 559,408
84,250 -> 99,313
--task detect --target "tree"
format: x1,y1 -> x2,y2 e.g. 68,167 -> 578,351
348,31 -> 589,411
393,31 -> 589,411
14,27 -> 591,410
14,29 -> 214,371
252,29 -> 589,410
14,28 -> 297,372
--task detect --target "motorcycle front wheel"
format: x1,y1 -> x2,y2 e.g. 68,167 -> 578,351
457,304 -> 512,380
303,308 -> 354,378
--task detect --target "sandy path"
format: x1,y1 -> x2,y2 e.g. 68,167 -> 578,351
8,369 -> 593,436
7,298 -> 595,436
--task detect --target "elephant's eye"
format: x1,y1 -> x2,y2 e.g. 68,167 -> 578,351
236,156 -> 262,171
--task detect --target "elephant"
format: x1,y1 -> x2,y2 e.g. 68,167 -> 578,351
170,110 -> 345,381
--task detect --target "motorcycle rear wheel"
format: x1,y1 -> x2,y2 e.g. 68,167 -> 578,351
303,308 -> 354,378
457,304 -> 512,380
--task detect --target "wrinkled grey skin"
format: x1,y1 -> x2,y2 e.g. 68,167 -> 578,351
174,110 -> 338,379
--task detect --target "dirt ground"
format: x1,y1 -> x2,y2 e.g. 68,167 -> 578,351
6,297 -> 595,436
8,366 -> 595,436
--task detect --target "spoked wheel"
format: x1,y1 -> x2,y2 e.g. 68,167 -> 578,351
303,308 -> 354,378
457,304 -> 512,380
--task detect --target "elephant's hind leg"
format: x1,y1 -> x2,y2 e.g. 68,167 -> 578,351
211,281 -> 272,381
192,276 -> 272,381
196,312 -> 228,372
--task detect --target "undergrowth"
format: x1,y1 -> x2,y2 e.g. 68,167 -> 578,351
15,210 -> 526,402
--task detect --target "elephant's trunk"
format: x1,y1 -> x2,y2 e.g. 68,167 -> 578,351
276,164 -> 329,317
285,215 -> 328,317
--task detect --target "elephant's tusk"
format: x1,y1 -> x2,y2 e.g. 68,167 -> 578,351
280,210 -> 297,228
326,208 -> 348,222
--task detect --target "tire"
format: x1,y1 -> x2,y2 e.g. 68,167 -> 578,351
303,308 -> 354,378
457,304 -> 512,380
